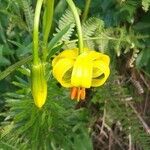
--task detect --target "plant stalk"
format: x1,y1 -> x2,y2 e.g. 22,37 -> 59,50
43,0 -> 54,61
33,0 -> 43,65
82,0 -> 91,23
66,0 -> 84,53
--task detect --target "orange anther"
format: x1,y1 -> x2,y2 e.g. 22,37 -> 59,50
80,88 -> 86,100
71,87 -> 78,100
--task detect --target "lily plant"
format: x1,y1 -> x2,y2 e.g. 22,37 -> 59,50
31,0 -> 110,107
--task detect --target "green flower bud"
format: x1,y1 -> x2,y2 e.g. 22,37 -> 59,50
31,63 -> 47,108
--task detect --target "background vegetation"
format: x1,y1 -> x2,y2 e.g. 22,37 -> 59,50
0,0 -> 150,149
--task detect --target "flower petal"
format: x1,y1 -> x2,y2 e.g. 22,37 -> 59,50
92,60 -> 110,87
52,49 -> 78,66
53,58 -> 74,87
71,54 -> 93,88
87,51 -> 110,65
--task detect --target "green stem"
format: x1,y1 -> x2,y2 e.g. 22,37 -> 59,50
43,0 -> 54,61
82,0 -> 91,23
66,0 -> 84,53
33,0 -> 43,65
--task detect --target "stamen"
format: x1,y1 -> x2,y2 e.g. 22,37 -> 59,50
80,88 -> 86,100
71,87 -> 78,100
70,87 -> 86,101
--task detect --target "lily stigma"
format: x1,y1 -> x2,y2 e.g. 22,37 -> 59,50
52,48 -> 110,101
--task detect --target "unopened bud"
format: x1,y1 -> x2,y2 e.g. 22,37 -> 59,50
31,63 -> 47,108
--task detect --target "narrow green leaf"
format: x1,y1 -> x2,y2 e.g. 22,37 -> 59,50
0,55 -> 32,81
47,43 -> 63,59
48,23 -> 71,53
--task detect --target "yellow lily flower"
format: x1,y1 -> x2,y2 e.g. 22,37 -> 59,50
52,48 -> 110,101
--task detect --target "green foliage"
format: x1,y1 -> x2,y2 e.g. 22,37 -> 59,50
0,0 -> 32,67
82,18 -> 104,49
55,9 -> 76,42
0,0 -> 150,149
0,45 -> 11,67
92,71 -> 150,150
19,0 -> 34,33
0,67 -> 92,149
136,48 -> 150,74
48,24 -> 72,54
85,0 -> 140,26
0,56 -> 32,81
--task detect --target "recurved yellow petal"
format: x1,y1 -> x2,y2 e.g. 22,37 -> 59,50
52,49 -> 78,66
87,51 -> 110,65
91,60 -> 110,87
53,58 -> 74,87
98,53 -> 110,65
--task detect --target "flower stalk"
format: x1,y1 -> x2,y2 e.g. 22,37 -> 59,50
32,0 -> 55,108
66,0 -> 84,54
33,0 -> 43,65
42,0 -> 54,61
82,0 -> 91,23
